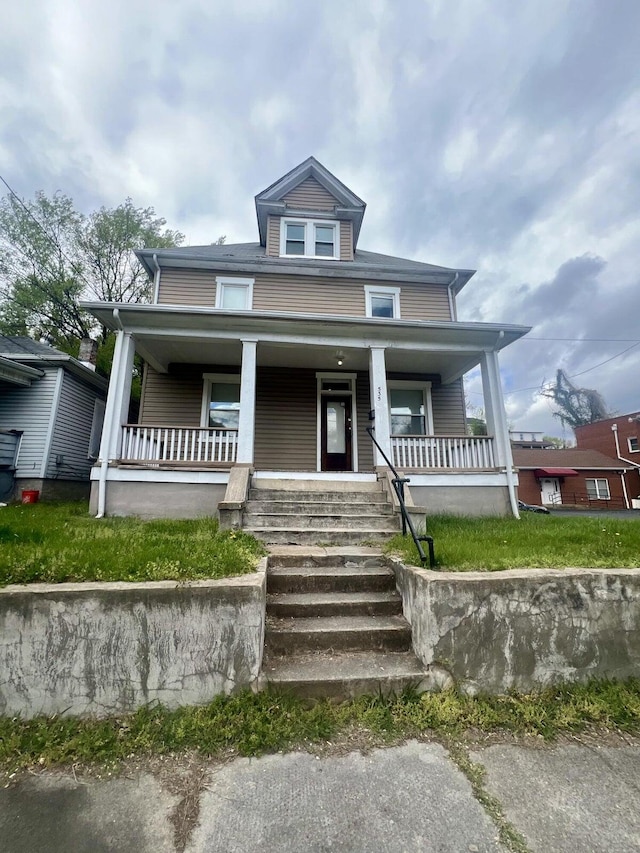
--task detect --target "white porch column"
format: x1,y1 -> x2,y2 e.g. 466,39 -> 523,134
236,338 -> 258,464
369,346 -> 392,467
480,349 -> 519,516
100,330 -> 136,462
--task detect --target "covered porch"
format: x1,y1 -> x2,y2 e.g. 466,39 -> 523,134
86,303 -> 527,517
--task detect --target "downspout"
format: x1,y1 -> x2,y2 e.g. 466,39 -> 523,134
96,309 -> 125,518
151,254 -> 161,303
611,424 -> 636,509
447,272 -> 459,321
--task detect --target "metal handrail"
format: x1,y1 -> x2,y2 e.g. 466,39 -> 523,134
366,426 -> 435,568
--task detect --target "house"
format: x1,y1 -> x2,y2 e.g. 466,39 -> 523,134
513,447 -> 630,509
83,157 -> 530,529
0,336 -> 108,501
509,430 -> 555,450
574,413 -> 640,508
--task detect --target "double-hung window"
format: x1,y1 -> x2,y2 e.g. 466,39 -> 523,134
388,382 -> 433,435
201,375 -> 241,430
365,285 -> 401,319
280,219 -> 339,259
628,437 -> 638,453
585,478 -> 610,500
215,277 -> 254,310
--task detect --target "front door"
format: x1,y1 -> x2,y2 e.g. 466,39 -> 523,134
321,397 -> 352,471
540,477 -> 561,505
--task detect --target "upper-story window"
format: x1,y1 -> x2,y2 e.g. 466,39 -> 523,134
628,437 -> 639,452
215,277 -> 254,310
365,285 -> 401,319
280,218 -> 340,259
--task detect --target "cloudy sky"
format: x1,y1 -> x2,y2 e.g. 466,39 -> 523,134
2,0 -> 639,437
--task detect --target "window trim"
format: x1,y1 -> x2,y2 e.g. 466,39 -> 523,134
200,373 -> 241,429
215,276 -> 254,310
585,478 -> 611,500
365,285 -> 401,319
280,218 -> 340,259
387,380 -> 433,436
628,437 -> 639,453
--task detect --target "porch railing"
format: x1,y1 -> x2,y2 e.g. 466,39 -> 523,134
119,425 -> 238,465
391,435 -> 495,470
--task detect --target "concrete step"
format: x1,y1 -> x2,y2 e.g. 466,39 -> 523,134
263,650 -> 429,700
268,551 -> 387,569
245,500 -> 394,515
244,513 -> 398,531
268,564 -> 396,594
267,591 -> 402,618
247,489 -> 388,503
265,614 -> 412,655
248,529 -> 397,546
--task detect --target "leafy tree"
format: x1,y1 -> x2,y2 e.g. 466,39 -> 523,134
0,191 -> 184,349
541,369 -> 609,430
542,435 -> 575,449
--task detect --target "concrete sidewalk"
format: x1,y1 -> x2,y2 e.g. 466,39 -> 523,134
1,737 -> 639,852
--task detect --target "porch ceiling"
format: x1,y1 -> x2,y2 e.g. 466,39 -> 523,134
83,302 -> 530,383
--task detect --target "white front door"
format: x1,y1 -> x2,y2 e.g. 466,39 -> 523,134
540,478 -> 561,505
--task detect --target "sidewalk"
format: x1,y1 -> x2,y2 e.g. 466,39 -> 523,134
1,737 -> 639,852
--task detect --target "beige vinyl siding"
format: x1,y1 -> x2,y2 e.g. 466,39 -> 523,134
340,220 -> 353,261
400,282 -> 451,321
431,379 -> 466,434
254,367 -> 317,470
139,365 -> 209,425
283,177 -> 337,210
266,216 -> 281,257
355,373 -> 374,471
157,269 -> 216,306
157,267 -> 451,320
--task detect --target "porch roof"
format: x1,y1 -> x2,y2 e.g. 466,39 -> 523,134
82,302 -> 530,383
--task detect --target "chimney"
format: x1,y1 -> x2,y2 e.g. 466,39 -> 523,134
78,337 -> 98,371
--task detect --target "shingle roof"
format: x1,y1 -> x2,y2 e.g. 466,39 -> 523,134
141,242 -> 459,275
512,448 -> 625,469
0,335 -> 68,358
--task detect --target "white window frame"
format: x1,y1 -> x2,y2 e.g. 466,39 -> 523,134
215,276 -> 254,310
387,380 -> 433,436
585,478 -> 611,500
365,285 -> 401,319
628,437 -> 639,453
280,218 -> 340,259
201,373 -> 241,429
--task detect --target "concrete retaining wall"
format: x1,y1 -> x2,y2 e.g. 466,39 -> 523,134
89,480 -> 227,519
392,559 -> 640,694
409,485 -> 511,517
0,560 -> 266,718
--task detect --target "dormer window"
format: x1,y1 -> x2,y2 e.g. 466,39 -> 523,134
280,218 -> 340,259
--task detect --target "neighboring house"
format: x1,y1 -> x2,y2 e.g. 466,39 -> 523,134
513,447 -> 630,509
509,430 -> 554,450
83,157 -> 530,520
574,413 -> 640,508
0,336 -> 108,501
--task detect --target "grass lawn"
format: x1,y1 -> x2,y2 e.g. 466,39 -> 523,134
1,678 -> 639,774
0,502 -> 265,586
387,513 -> 640,570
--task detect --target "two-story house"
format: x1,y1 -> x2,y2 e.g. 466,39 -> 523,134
85,157 -> 529,533
575,413 -> 640,508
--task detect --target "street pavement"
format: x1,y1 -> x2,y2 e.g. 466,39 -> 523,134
1,737 -> 639,852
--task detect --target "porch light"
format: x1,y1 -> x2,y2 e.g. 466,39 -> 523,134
336,350 -> 345,366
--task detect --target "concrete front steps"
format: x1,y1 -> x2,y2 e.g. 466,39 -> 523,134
262,549 -> 430,700
243,480 -> 399,546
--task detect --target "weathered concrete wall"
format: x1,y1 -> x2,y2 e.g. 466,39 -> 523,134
409,485 -> 511,517
392,559 -> 640,694
0,560 -> 266,718
89,481 -> 227,519
14,478 -> 91,502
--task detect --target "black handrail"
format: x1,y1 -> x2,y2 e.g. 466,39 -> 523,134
366,426 -> 436,568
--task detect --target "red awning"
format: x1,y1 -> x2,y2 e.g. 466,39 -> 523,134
533,467 -> 579,478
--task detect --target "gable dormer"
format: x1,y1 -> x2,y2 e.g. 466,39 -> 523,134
255,156 -> 366,262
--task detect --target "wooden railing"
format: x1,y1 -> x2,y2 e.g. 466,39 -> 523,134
119,425 -> 238,465
391,435 -> 495,469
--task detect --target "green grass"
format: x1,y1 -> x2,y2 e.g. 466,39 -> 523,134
1,678 -> 638,774
0,502 -> 265,586
387,513 -> 640,570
